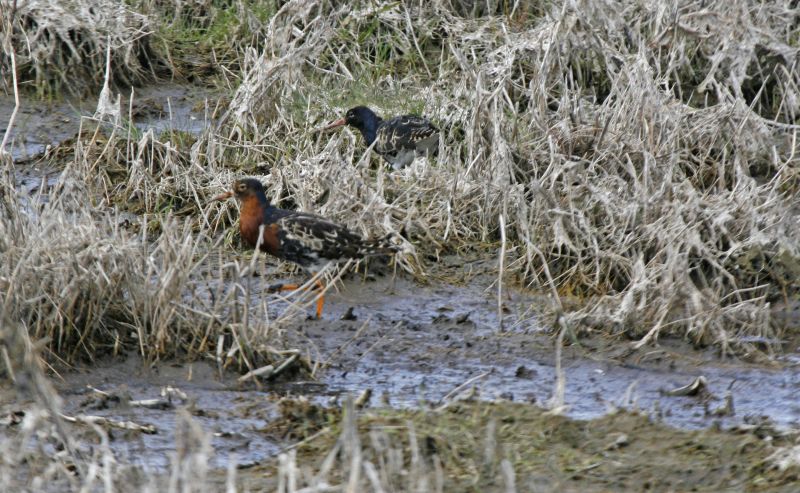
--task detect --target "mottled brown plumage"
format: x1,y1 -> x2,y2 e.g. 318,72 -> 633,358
212,178 -> 398,317
323,106 -> 439,170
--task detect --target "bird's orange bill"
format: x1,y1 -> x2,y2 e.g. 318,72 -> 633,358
319,117 -> 346,132
210,190 -> 234,203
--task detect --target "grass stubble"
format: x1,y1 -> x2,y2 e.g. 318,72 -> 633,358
2,0 -> 800,491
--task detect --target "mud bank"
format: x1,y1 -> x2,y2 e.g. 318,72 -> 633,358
2,270 -> 797,475
285,272 -> 800,430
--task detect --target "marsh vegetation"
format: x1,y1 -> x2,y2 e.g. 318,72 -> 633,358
1,0 -> 800,491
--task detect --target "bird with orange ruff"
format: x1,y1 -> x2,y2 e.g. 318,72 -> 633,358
212,178 -> 398,318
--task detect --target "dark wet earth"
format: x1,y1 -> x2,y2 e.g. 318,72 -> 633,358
10,271 -> 796,471
3,85 -> 800,473
0,83 -> 214,162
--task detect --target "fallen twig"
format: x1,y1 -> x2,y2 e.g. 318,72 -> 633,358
60,413 -> 157,434
436,370 -> 491,409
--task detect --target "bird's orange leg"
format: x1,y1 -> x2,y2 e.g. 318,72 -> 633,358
269,281 -> 327,319
314,280 -> 325,319
272,283 -> 300,291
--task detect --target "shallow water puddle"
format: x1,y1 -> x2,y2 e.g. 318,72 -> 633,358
0,83 -> 214,163
304,275 -> 800,430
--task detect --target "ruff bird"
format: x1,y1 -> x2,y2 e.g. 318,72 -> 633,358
212,178 -> 398,318
322,106 -> 439,170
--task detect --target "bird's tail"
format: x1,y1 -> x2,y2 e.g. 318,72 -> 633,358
361,232 -> 402,256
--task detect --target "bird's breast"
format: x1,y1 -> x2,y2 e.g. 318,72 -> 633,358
239,202 -> 280,255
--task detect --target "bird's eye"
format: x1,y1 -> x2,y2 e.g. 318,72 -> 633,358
237,183 -> 247,191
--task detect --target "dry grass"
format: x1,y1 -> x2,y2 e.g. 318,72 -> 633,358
0,160 -> 309,371
194,0 -> 799,353
2,0 -> 800,487
3,0 -> 800,364
0,0 -> 155,96
0,0 -> 282,96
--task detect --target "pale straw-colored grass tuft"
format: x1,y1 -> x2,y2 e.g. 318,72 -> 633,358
17,0 -> 795,353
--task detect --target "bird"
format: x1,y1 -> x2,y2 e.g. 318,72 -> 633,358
211,178 -> 398,318
322,106 -> 439,170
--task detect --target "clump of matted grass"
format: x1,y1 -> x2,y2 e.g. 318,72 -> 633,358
259,399 -> 799,492
0,0 -> 285,98
0,0 -> 156,97
0,157 -> 306,374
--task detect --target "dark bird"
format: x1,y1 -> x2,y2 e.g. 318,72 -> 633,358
322,106 -> 439,170
212,178 -> 398,318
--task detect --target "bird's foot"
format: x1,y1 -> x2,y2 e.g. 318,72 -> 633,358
266,282 -> 285,292
266,281 -> 325,319
267,282 -> 299,293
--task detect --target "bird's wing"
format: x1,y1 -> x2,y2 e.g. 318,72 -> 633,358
375,115 -> 439,156
276,213 -> 368,261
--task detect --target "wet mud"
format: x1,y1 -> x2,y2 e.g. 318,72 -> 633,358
293,272 -> 800,431
0,83 -> 215,162
3,267 -> 797,473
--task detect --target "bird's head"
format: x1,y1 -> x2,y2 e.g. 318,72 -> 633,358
211,178 -> 267,204
321,106 -> 379,132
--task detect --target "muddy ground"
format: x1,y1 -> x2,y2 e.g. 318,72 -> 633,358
4,267 -> 800,491
4,264 -> 800,490
3,87 -> 800,491
0,83 -> 214,163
